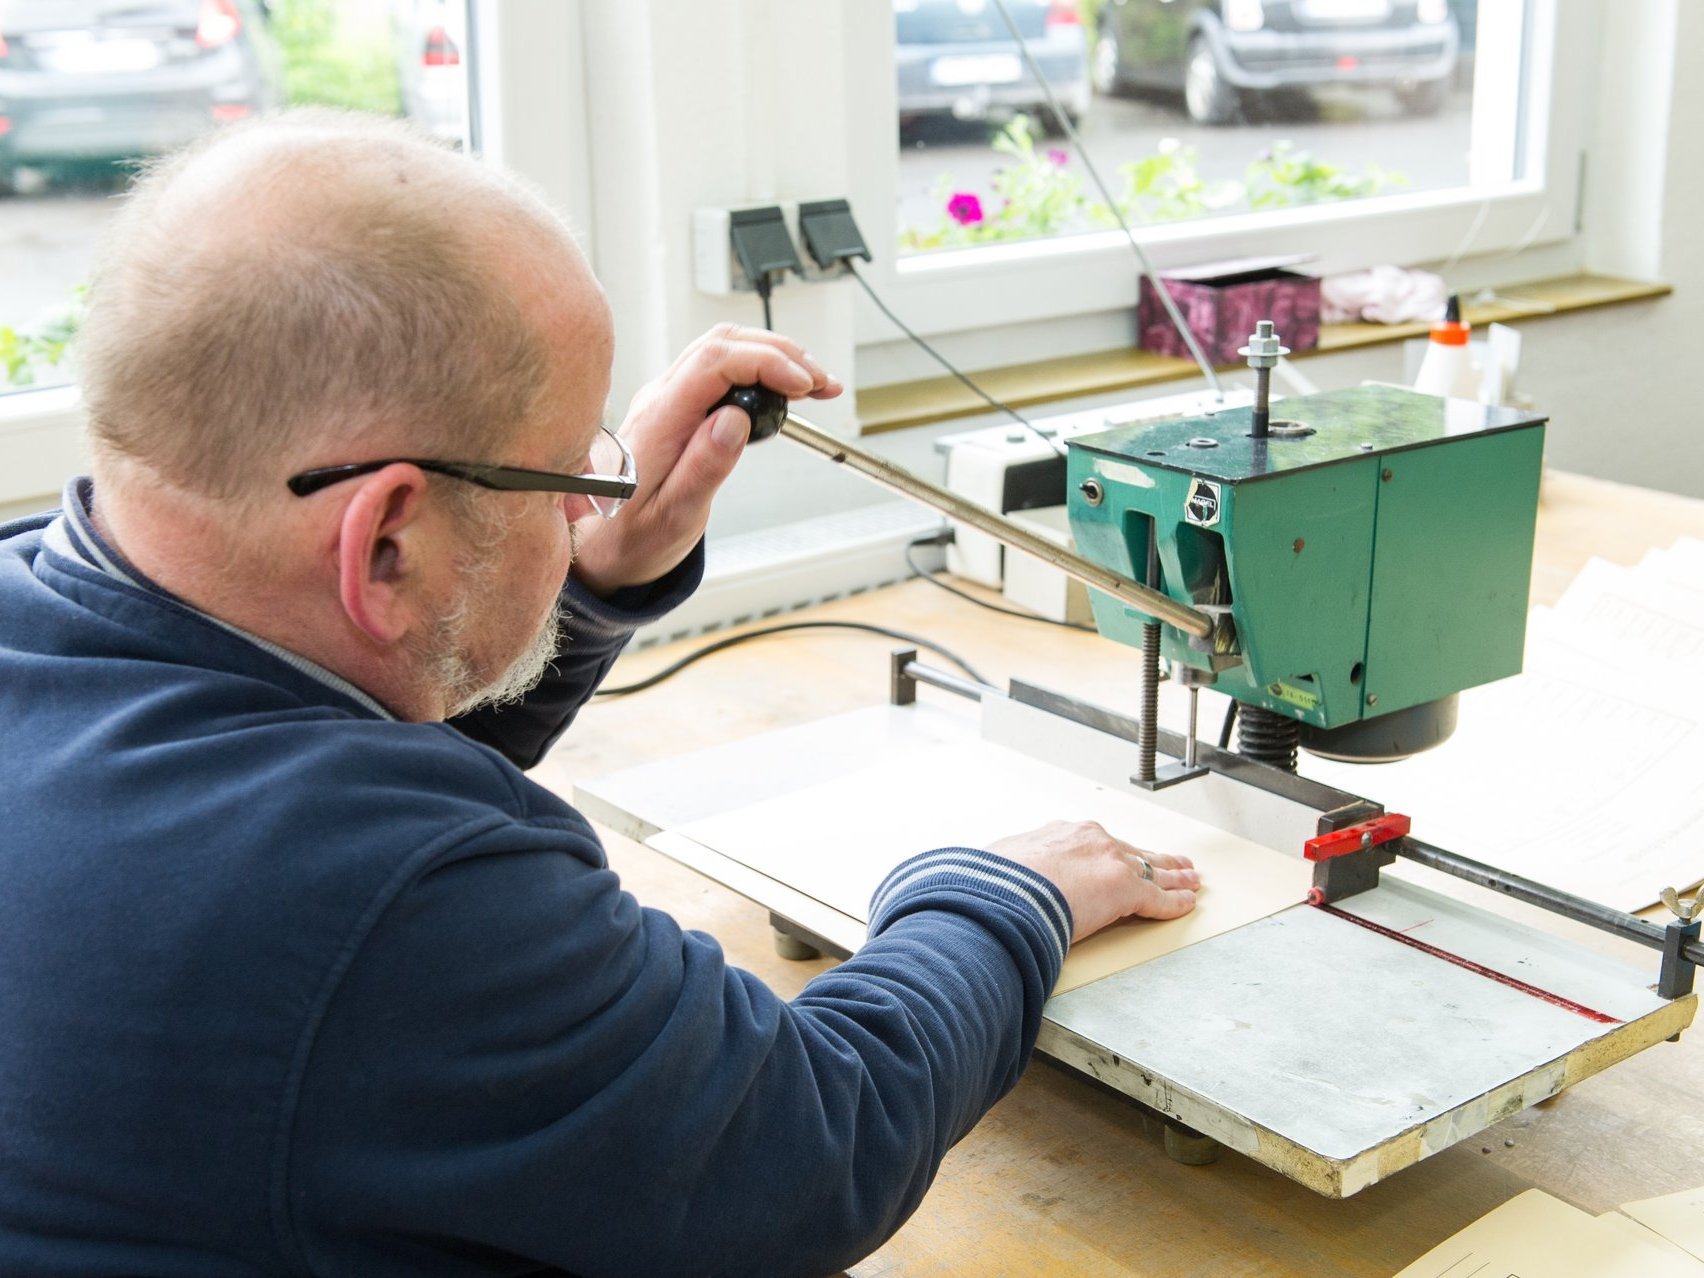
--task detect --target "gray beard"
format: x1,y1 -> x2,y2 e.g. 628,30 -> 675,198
436,595 -> 566,719
428,516 -> 579,720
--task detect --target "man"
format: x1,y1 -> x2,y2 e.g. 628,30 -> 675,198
0,112 -> 1198,1276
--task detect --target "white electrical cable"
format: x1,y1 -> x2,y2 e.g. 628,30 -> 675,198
987,0 -> 1225,399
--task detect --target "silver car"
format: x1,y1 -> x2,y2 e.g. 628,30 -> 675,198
1091,0 -> 1460,125
895,0 -> 1092,134
0,0 -> 282,192
390,0 -> 467,145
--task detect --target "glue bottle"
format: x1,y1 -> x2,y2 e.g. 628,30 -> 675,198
1413,294 -> 1479,400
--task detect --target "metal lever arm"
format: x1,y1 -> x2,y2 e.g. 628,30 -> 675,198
710,384 -> 1212,639
775,413 -> 1213,639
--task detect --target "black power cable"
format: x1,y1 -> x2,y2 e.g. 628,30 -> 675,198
595,619 -> 992,699
903,535 -> 1094,633
845,262 -> 1065,459
755,273 -> 774,331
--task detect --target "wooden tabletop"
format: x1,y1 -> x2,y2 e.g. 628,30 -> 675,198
536,469 -> 1704,1278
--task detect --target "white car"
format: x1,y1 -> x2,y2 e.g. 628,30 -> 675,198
390,0 -> 467,145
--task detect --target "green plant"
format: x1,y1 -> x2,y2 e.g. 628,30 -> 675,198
270,0 -> 402,116
1108,137 -> 1241,225
900,116 -> 1092,251
900,120 -> 1409,252
1243,140 -> 1408,209
0,289 -> 85,389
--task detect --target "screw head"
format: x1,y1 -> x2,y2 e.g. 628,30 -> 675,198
1079,478 -> 1105,507
1367,694 -> 1380,706
1381,468 -> 1393,482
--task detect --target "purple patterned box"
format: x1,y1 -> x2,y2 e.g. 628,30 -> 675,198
1137,256 -> 1320,366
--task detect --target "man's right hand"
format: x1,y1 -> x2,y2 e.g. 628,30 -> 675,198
987,821 -> 1199,942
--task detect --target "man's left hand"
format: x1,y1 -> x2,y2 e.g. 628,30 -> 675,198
571,324 -> 842,595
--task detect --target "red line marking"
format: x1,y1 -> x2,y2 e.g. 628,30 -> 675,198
1310,902 -> 1622,1025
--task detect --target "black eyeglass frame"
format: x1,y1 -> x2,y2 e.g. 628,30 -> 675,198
287,424 -> 637,509
286,458 -> 637,502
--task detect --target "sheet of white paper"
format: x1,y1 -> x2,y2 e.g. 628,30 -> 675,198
1636,548 -> 1704,603
1620,1184 -> 1704,1262
1392,1189 -> 1704,1277
665,738 -> 1309,994
1599,1211 -> 1704,1264
1305,537 -> 1704,914
1665,537 -> 1704,579
1552,555 -> 1704,666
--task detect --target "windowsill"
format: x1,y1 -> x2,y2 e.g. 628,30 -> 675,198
854,273 -> 1672,435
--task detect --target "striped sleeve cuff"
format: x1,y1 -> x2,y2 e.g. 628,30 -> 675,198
868,848 -> 1072,972
560,540 -> 706,641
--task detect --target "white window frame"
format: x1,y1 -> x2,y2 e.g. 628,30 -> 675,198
467,0 -> 593,259
849,0 -> 1590,364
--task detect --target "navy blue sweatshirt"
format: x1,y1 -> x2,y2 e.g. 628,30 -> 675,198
0,482 -> 1069,1277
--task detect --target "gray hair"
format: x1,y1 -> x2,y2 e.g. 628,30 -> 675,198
79,109 -> 572,500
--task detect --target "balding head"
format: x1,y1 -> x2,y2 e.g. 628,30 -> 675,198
79,109 -> 598,501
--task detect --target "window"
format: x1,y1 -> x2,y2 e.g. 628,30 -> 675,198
0,0 -> 472,397
858,0 -> 1579,372
897,0 -> 1499,256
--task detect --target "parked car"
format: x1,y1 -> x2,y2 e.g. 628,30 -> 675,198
895,0 -> 1092,135
390,0 -> 467,146
1090,0 -> 1459,125
0,0 -> 283,193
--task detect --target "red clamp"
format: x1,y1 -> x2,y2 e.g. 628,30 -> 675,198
1304,813 -> 1411,862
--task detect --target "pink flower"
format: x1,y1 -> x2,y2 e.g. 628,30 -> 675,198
1047,148 -> 1069,167
946,192 -> 984,225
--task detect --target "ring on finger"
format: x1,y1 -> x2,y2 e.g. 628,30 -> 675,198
1137,857 -> 1155,882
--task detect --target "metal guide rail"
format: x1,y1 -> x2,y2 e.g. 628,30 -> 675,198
888,653 -> 1703,1002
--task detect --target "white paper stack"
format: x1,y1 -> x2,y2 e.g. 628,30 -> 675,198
1305,538 -> 1704,913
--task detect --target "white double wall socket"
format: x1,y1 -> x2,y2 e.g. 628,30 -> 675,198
692,200 -> 848,295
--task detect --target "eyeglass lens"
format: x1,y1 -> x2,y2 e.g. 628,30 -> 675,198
584,429 -> 634,518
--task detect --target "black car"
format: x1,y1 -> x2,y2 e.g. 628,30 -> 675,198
0,0 -> 283,193
1091,0 -> 1459,124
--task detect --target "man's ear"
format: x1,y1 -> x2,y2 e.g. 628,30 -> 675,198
335,465 -> 434,645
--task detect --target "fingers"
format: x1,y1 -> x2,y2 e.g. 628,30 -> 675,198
1134,883 -> 1198,921
1143,860 -> 1200,893
670,323 -> 843,412
672,405 -> 748,496
1134,846 -> 1194,872
985,817 -> 1202,940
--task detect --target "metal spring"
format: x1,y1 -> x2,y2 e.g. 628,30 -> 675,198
1237,705 -> 1300,772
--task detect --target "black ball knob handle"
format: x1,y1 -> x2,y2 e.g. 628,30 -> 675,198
712,384 -> 789,442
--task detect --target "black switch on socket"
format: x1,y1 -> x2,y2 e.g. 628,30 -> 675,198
728,207 -> 804,289
798,198 -> 870,270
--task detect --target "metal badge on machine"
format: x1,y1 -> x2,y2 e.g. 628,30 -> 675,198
1184,478 -> 1222,527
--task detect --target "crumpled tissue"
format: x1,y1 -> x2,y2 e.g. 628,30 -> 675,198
1321,266 -> 1448,325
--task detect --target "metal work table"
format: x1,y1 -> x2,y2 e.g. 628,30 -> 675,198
533,470 -> 1704,1277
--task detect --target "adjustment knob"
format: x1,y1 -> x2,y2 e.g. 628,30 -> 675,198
713,384 -> 789,441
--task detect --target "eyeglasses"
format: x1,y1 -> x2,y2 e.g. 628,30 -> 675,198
286,425 -> 638,519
